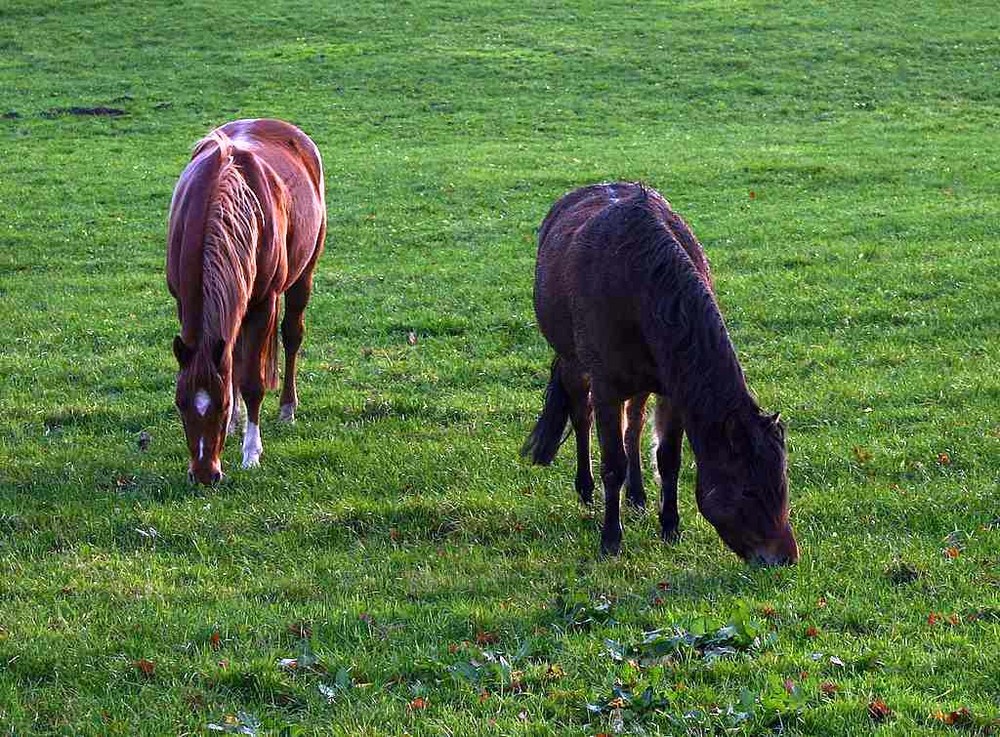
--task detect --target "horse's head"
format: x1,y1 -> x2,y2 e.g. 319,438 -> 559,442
695,409 -> 798,566
173,336 -> 231,485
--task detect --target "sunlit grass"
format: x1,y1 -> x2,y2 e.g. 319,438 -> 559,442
1,1 -> 998,734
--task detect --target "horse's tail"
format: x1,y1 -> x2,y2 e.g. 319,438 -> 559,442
521,357 -> 572,465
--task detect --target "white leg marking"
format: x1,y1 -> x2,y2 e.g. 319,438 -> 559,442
194,389 -> 211,417
279,403 -> 295,423
198,436 -> 205,461
242,421 -> 262,468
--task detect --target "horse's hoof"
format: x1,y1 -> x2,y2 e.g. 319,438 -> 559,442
577,489 -> 594,506
599,535 -> 622,557
279,403 -> 296,423
242,454 -> 261,469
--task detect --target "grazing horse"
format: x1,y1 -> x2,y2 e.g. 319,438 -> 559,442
522,182 -> 798,564
167,119 -> 326,484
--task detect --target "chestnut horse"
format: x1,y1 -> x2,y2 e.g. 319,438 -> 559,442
167,119 -> 326,484
522,182 -> 797,564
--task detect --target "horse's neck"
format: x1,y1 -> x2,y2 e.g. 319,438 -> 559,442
200,236 -> 257,347
648,264 -> 753,437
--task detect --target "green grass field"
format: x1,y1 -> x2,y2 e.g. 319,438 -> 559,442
2,1 -> 999,734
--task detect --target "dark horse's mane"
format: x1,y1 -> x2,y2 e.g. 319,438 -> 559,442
597,185 -> 761,431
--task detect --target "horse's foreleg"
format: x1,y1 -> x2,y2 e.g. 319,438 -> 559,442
624,393 -> 648,509
653,396 -> 684,542
239,297 -> 277,468
559,360 -> 594,505
594,391 -> 626,556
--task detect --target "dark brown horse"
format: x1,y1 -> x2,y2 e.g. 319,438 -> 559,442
522,182 -> 798,564
167,119 -> 326,484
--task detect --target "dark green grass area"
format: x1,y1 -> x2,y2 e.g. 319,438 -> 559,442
1,1 -> 999,734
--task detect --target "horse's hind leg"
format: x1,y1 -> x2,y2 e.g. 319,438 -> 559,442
653,395 -> 684,542
278,230 -> 323,422
239,295 -> 278,468
560,360 -> 595,505
624,393 -> 648,509
593,387 -> 626,556
228,373 -> 243,434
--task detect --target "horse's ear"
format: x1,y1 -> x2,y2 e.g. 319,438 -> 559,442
173,335 -> 192,367
770,412 -> 786,441
211,338 -> 225,368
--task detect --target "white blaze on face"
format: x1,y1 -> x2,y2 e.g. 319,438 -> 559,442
198,436 -> 205,461
194,389 -> 211,416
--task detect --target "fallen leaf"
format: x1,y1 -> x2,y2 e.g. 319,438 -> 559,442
511,669 -> 525,692
406,331 -> 418,346
783,679 -> 796,694
389,528 -> 400,541
932,707 -> 973,726
852,446 -> 872,464
928,612 -> 941,626
475,631 -> 499,646
946,613 -> 960,626
447,643 -> 459,654
760,605 -> 777,619
868,698 -> 892,723
657,580 -> 671,591
937,452 -> 951,466
135,658 -> 156,677
209,631 -> 222,650
805,626 -> 819,638
544,663 -> 565,679
816,597 -> 828,609
408,696 -> 428,710
748,190 -> 757,200
479,689 -> 490,702
944,546 -> 961,559
820,681 -> 839,696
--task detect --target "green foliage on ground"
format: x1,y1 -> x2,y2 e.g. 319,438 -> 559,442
1,1 -> 998,734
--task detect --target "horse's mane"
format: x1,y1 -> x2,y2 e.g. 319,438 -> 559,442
197,131 -> 263,345
604,187 -> 758,424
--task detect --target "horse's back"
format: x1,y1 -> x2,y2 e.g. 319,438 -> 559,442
534,182 -> 709,396
215,119 -> 324,202
216,119 -> 326,290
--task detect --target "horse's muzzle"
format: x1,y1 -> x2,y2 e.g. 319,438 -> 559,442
188,465 -> 224,486
751,524 -> 799,566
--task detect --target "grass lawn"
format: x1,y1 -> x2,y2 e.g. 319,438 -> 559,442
1,0 -> 999,734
